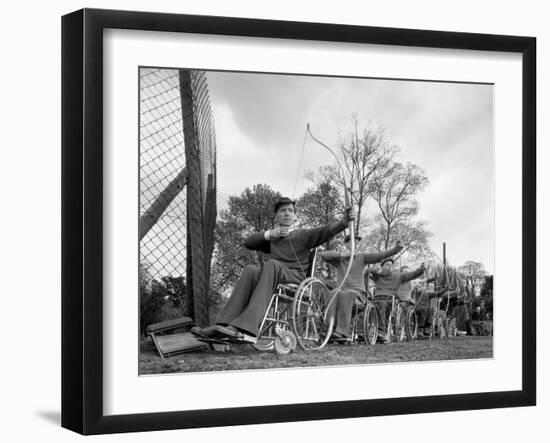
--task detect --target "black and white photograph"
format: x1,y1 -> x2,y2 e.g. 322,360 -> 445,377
138,68 -> 494,375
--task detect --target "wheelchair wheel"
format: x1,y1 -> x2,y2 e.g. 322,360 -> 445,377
437,314 -> 447,339
405,306 -> 418,341
274,330 -> 297,355
363,302 -> 378,345
292,277 -> 334,351
350,304 -> 363,344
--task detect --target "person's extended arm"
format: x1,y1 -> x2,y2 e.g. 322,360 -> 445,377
302,207 -> 354,249
426,286 -> 448,299
400,264 -> 426,283
361,242 -> 403,265
319,251 -> 345,265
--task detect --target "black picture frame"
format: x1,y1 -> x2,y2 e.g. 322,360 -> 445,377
61,8 -> 536,435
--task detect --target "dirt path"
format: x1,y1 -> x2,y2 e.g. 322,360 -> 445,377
139,336 -> 493,375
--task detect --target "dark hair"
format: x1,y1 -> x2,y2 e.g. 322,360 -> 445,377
381,258 -> 394,266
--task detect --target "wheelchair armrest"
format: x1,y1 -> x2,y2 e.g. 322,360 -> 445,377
277,283 -> 299,291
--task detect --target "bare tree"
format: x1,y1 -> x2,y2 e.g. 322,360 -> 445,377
304,116 -> 397,233
337,115 -> 397,233
363,219 -> 434,265
457,260 -> 487,296
372,161 -> 429,250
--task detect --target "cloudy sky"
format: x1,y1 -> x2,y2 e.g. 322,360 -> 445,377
206,70 -> 494,273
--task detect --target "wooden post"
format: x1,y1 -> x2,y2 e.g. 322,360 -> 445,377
180,69 -> 209,326
139,167 -> 187,241
443,242 -> 447,286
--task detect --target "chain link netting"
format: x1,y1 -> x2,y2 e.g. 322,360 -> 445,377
139,67 -> 217,325
140,68 -> 188,280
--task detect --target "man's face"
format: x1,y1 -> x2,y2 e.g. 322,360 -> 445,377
382,261 -> 393,273
275,203 -> 296,227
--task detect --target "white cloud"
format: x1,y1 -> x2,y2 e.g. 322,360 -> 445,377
207,71 -> 494,272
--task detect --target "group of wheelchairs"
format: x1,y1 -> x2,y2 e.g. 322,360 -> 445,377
251,249 -> 458,355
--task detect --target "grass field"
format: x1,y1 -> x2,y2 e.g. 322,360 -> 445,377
139,335 -> 493,375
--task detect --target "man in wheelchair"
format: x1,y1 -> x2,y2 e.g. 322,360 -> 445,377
369,259 -> 426,343
320,236 -> 403,342
413,281 -> 449,337
191,196 -> 355,344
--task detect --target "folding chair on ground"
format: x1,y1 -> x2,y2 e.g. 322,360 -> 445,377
146,317 -> 209,358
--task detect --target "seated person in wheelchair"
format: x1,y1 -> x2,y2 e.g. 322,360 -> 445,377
396,265 -> 415,304
471,306 -> 485,335
369,259 -> 426,342
413,280 -> 448,337
320,236 -> 403,342
192,196 -> 355,344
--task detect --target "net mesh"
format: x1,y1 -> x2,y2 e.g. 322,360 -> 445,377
139,68 -> 217,324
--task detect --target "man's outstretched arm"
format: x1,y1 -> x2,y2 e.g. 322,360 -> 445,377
302,206 -> 355,249
319,251 -> 344,265
400,264 -> 426,283
426,286 -> 449,299
361,242 -> 403,265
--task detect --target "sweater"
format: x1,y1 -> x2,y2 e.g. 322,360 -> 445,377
397,280 -> 413,302
370,266 -> 425,299
414,286 -> 449,309
320,245 -> 402,293
243,220 -> 347,277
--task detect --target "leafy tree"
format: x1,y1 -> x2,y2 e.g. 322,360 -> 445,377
139,265 -> 188,336
480,274 -> 493,298
297,180 -> 342,228
296,180 -> 345,280
210,184 -> 282,297
456,261 -> 487,297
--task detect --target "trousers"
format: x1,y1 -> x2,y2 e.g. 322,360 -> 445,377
416,306 -> 433,328
374,298 -> 392,337
216,259 -> 302,336
330,288 -> 364,337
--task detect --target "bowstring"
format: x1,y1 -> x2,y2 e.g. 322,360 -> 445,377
292,127 -> 309,200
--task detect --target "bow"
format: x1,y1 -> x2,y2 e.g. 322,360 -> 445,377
306,123 -> 355,316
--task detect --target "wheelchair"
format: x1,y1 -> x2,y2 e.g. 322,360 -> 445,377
253,249 -> 335,355
350,266 -> 417,345
429,293 -> 458,339
349,292 -> 379,346
348,266 -> 379,346
383,295 -> 418,342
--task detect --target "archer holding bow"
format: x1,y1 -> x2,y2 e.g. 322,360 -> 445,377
320,236 -> 404,342
191,196 -> 355,344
